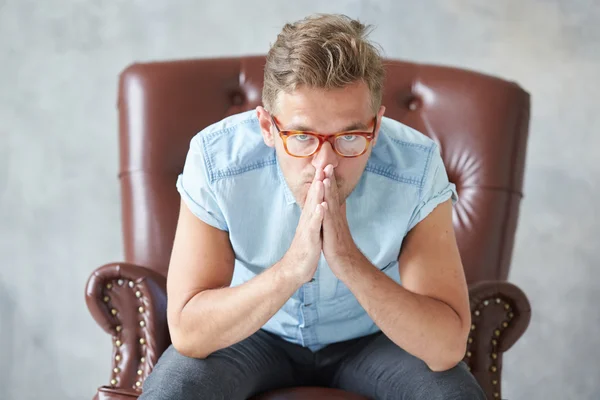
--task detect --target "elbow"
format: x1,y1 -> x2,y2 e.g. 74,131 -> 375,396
171,336 -> 210,359
428,311 -> 471,372
427,358 -> 461,373
426,340 -> 467,372
170,327 -> 213,359
167,307 -> 212,359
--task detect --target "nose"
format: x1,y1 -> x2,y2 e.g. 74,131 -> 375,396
311,140 -> 339,170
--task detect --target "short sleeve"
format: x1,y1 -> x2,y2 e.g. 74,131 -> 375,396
406,144 -> 458,232
176,136 -> 229,231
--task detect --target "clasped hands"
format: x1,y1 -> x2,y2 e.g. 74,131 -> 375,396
285,165 -> 361,283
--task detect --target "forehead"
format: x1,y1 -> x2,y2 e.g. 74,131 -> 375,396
275,81 -> 373,133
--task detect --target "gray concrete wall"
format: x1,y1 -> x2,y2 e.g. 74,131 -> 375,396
1,0 -> 598,399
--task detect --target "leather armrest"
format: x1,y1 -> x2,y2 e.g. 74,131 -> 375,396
464,280 -> 532,400
86,262 -> 170,393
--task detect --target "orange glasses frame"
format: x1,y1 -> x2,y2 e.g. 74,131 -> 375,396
270,115 -> 377,158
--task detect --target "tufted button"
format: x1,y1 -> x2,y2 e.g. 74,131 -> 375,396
407,97 -> 421,111
231,92 -> 245,106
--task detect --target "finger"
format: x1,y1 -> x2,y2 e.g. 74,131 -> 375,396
314,167 -> 324,182
323,177 -> 336,204
305,176 -> 323,207
304,168 -> 321,206
325,172 -> 341,204
313,203 -> 325,226
323,178 -> 330,204
322,165 -> 337,193
314,180 -> 324,203
328,168 -> 337,187
309,181 -> 324,215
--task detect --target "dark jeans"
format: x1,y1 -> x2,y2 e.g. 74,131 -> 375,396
139,329 -> 486,400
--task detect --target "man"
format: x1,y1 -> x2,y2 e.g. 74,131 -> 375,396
140,14 -> 486,400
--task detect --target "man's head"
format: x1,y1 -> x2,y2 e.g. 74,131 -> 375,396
257,14 -> 386,207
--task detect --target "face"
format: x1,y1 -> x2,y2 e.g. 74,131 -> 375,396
257,81 -> 385,208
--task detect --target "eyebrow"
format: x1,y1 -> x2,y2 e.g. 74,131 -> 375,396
283,120 -> 371,133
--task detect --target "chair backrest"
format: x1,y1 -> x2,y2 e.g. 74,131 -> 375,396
117,56 -> 530,283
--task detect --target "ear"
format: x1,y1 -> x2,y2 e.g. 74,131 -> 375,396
372,105 -> 386,147
256,106 -> 275,148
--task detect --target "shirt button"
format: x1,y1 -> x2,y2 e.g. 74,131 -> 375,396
305,303 -> 312,307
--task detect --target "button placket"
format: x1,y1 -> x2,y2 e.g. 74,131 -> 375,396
301,278 -> 318,326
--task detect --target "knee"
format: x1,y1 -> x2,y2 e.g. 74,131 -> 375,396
412,362 -> 486,400
139,345 -> 233,400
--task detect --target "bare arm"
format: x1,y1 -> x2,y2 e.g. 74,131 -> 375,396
166,200 -> 303,358
168,169 -> 325,358
332,200 -> 471,371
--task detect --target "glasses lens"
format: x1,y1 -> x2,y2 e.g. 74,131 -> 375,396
287,134 -> 319,156
335,135 -> 368,156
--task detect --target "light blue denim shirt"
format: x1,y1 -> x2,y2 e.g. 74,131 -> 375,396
176,110 -> 457,351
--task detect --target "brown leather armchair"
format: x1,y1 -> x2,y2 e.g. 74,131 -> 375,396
85,56 -> 532,400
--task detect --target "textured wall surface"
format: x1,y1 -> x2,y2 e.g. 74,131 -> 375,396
1,0 -> 599,399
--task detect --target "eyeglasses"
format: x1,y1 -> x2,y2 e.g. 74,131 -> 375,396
270,115 -> 377,158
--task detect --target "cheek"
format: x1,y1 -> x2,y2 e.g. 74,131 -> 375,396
279,156 -> 312,182
336,160 -> 362,181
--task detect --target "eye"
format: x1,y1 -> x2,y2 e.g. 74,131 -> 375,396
295,134 -> 311,141
341,135 -> 358,142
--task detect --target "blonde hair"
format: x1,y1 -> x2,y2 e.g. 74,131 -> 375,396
263,14 -> 385,114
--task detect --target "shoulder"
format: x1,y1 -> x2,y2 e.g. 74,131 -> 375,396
367,117 -> 439,190
191,110 -> 276,184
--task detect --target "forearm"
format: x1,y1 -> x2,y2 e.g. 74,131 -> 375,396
169,260 -> 303,358
337,251 -> 469,371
